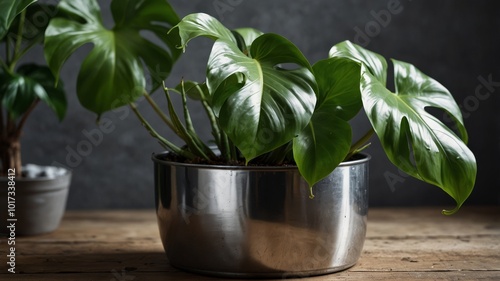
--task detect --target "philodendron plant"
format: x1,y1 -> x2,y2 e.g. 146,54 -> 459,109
46,11 -> 476,214
0,0 -> 65,176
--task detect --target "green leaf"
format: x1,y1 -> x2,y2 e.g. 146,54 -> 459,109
293,111 -> 351,188
0,64 -> 66,120
313,58 -> 363,120
360,61 -> 476,214
2,3 -> 57,47
293,58 -> 361,187
207,34 -> 317,162
172,12 -> 236,51
44,0 -> 181,116
18,64 -> 66,120
233,27 -> 264,53
329,40 -> 388,86
0,0 -> 36,40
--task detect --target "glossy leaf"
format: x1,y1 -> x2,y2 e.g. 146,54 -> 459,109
208,34 -> 317,162
294,112 -> 351,190
0,64 -> 66,120
329,40 -> 388,85
173,12 -> 236,51
44,0 -> 181,116
233,27 -> 264,53
0,0 -> 35,40
313,58 -> 363,120
360,61 -> 476,214
294,58 -> 361,187
3,3 -> 57,47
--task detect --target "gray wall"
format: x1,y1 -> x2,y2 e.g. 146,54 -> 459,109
22,0 -> 500,209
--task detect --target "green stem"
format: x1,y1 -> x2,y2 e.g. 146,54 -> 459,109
143,91 -> 176,132
220,130 -> 231,161
179,81 -> 215,159
229,139 -> 237,162
129,103 -> 195,160
5,34 -> 12,66
201,99 -> 221,148
346,128 -> 375,160
163,86 -> 210,160
13,38 -> 41,64
0,59 -> 9,73
9,9 -> 26,72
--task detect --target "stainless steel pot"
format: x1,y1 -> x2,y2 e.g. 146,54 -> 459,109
153,153 -> 369,278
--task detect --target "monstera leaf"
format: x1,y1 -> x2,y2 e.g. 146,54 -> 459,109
44,0 -> 181,116
174,13 -> 317,162
173,12 -> 236,51
0,0 -> 35,40
360,61 -> 476,215
328,41 -> 476,214
211,35 -> 317,161
293,58 -> 362,188
329,40 -> 387,86
0,64 -> 66,120
233,27 -> 264,53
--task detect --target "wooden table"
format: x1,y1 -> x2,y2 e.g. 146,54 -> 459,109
1,207 -> 499,280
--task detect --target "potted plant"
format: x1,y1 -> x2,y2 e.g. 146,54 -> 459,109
44,6 -> 477,279
0,0 -> 71,236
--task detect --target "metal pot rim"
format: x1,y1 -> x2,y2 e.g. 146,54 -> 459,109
152,151 -> 370,170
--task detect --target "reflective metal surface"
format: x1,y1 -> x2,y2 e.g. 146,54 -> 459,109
153,154 -> 370,278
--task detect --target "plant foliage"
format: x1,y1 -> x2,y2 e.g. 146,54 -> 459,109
0,0 -> 65,175
45,11 -> 477,214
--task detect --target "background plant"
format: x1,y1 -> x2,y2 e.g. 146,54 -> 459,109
0,0 -> 65,176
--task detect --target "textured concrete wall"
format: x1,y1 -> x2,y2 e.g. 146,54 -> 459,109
21,0 -> 500,209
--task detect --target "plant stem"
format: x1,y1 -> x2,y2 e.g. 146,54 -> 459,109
129,103 -> 195,160
5,35 -> 12,67
0,137 -> 21,177
346,128 -> 375,160
178,81 -> 215,159
15,99 -> 40,138
143,91 -> 176,133
220,130 -> 231,161
1,111 -> 23,176
201,99 -> 221,148
6,114 -> 15,136
0,59 -> 9,73
163,86 -> 210,160
10,9 -> 26,71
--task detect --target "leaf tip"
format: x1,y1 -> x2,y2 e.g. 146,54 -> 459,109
442,206 -> 460,216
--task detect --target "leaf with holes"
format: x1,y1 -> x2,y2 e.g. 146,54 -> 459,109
208,34 -> 317,162
44,0 -> 181,116
360,60 -> 476,215
329,40 -> 388,86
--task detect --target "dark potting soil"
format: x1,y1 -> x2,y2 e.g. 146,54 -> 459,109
156,151 -> 365,167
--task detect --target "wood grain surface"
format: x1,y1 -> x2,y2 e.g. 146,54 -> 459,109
0,207 -> 498,280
